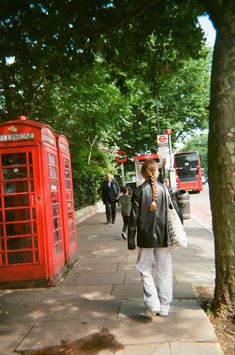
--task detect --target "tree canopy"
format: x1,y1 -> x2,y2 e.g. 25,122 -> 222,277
0,1 -> 212,206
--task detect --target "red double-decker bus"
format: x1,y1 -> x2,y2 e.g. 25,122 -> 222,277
174,151 -> 203,192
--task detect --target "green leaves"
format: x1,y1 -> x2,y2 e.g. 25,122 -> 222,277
0,0 -> 211,205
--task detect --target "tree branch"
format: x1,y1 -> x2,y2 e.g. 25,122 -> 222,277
89,0 -> 162,39
196,0 -> 222,29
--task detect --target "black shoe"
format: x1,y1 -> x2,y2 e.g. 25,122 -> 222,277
106,221 -> 110,224
112,220 -> 115,224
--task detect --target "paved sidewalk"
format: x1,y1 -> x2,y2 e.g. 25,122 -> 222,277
0,210 -> 224,355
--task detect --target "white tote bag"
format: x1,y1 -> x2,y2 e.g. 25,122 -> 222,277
165,186 -> 187,248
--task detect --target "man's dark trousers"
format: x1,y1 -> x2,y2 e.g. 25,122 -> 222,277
105,199 -> 116,223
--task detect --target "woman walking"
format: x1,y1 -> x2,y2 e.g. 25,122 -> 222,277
128,159 -> 172,317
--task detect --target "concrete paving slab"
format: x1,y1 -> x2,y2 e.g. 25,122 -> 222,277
74,270 -> 126,285
0,299 -> 61,323
117,263 -> 139,272
117,299 -> 217,342
170,342 -> 224,355
125,270 -> 140,284
0,288 -> 58,303
174,270 -> 214,284
173,283 -> 195,298
16,319 -> 104,352
103,316 -> 180,345
56,285 -> 113,300
58,272 -> 79,285
51,298 -> 121,321
112,284 -> 143,299
72,262 -> 119,273
112,283 -> 195,299
115,343 -> 171,354
0,322 -> 34,355
77,255 -> 127,265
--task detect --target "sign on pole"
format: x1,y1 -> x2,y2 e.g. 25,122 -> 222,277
157,135 -> 168,146
158,145 -> 169,160
115,150 -> 127,163
166,128 -> 172,135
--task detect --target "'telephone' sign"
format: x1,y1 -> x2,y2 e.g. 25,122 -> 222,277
0,133 -> 35,142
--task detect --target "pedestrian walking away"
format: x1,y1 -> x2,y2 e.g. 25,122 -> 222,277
118,185 -> 132,239
102,173 -> 120,224
128,159 -> 173,318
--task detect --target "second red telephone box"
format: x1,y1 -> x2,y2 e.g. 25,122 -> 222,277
57,134 -> 77,263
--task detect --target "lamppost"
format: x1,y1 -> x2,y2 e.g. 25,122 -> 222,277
166,128 -> 177,190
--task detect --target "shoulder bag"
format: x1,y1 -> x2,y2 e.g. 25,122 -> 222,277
165,186 -> 187,248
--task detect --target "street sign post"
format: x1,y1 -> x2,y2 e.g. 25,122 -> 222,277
115,150 -> 127,186
165,129 -> 173,168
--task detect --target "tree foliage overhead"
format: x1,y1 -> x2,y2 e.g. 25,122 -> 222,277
0,0 -> 211,206
180,133 -> 208,174
0,0 -> 206,120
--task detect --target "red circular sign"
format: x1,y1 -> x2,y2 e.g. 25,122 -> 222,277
159,135 -> 167,143
166,128 -> 172,135
115,150 -> 127,163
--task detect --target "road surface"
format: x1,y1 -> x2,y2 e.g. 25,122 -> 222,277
188,184 -> 213,233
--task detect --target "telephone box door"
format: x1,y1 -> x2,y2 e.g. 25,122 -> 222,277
44,146 -> 65,276
57,135 -> 77,262
60,155 -> 77,261
0,148 -> 45,281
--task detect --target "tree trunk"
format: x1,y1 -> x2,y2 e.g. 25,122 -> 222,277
208,0 -> 235,317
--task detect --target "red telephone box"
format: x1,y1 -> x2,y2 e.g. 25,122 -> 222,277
57,134 -> 77,263
0,117 -> 76,286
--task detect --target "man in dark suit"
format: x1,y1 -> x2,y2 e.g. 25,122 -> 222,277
102,174 -> 120,224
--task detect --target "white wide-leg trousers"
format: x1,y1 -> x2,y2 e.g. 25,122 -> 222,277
136,247 -> 173,312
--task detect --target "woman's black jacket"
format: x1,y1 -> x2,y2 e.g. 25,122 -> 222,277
128,180 -> 171,250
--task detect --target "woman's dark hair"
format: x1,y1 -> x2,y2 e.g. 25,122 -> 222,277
121,186 -> 128,194
141,160 -> 159,211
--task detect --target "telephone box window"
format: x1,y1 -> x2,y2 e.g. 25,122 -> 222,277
55,243 -> 62,256
0,151 -> 39,267
48,154 -> 55,166
3,181 -> 29,193
66,180 -> 71,189
3,167 -> 28,179
7,237 -> 32,250
4,195 -> 29,207
34,236 -> 38,248
6,222 -> 32,236
53,205 -> 59,217
69,221 -> 74,242
5,208 -> 30,222
50,180 -> 57,191
50,166 -> 56,178
2,153 -> 27,166
30,181 -> 34,192
48,152 -> 62,258
8,251 -> 33,264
